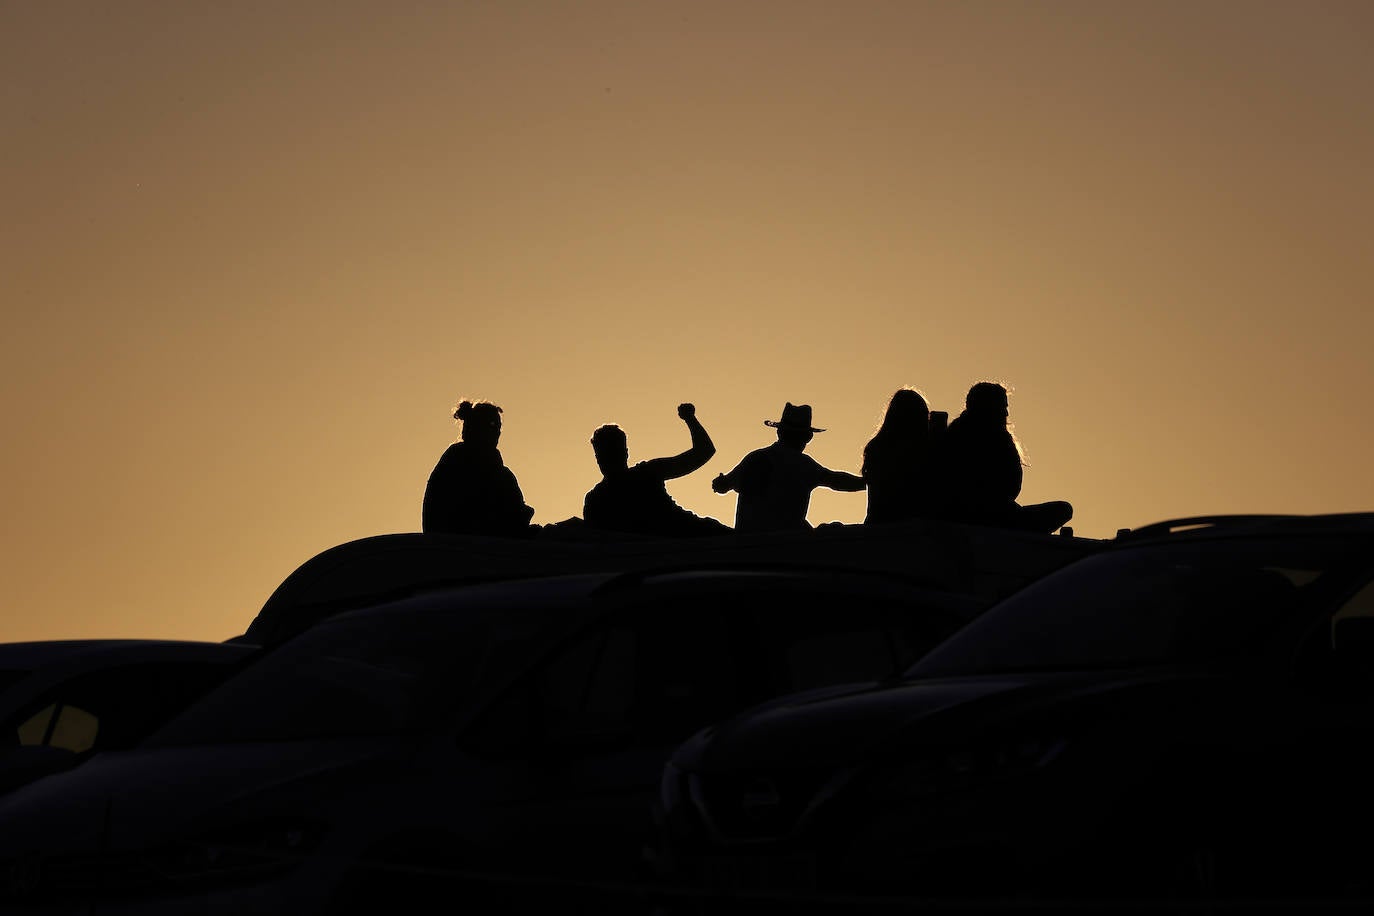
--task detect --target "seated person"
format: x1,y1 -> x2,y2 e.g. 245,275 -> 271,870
941,381 -> 1072,534
712,402 -> 865,532
862,387 -> 942,525
583,403 -> 730,538
423,399 -> 535,537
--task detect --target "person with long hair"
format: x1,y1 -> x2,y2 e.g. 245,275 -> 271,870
942,381 -> 1072,533
861,387 -> 938,525
422,399 -> 535,537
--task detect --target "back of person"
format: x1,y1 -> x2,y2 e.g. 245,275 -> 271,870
941,414 -> 1022,523
715,403 -> 865,532
731,442 -> 828,532
583,407 -> 730,538
938,381 -> 1072,534
584,463 -> 718,537
862,388 -> 942,525
423,441 -> 534,537
422,399 -> 535,538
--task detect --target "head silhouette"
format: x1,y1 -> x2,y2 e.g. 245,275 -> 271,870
964,381 -> 1010,424
766,402 -> 822,451
878,387 -> 930,440
455,400 -> 503,449
862,387 -> 930,476
590,424 -> 629,476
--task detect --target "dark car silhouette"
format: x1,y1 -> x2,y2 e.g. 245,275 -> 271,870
0,565 -> 984,915
657,514 -> 1374,908
0,639 -> 258,798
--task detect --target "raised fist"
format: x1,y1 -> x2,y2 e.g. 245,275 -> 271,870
678,403 -> 695,420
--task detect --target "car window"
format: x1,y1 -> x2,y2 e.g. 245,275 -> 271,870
1330,577 -> 1374,632
749,590 -> 966,693
751,602 -> 898,693
784,630 -> 892,692
542,627 -> 637,742
16,703 -> 98,753
467,606 -> 743,754
909,542 -> 1346,677
147,608 -> 506,747
3,660 -> 251,755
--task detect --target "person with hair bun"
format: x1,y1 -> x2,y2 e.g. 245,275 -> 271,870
422,399 -> 535,537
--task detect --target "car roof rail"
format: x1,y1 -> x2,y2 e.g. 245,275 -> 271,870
1114,514 -> 1300,541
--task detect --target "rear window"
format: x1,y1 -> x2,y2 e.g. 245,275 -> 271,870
909,540 -> 1352,677
146,606 -> 556,746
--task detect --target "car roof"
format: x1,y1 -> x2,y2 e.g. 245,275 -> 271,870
242,526 -> 1100,645
0,639 -> 254,671
1113,512 -> 1374,546
317,563 -> 988,635
0,640 -> 260,718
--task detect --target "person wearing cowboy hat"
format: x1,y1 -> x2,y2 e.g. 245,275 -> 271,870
712,402 -> 865,532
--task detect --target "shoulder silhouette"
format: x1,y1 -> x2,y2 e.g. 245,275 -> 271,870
713,402 -> 865,532
862,387 -> 943,525
941,381 -> 1072,533
583,403 -> 730,538
422,399 -> 536,538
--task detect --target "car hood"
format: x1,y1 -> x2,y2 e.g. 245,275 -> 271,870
676,668 -> 1206,774
0,738 -> 399,857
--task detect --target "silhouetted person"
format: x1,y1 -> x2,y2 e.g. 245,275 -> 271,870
583,404 -> 731,537
712,402 -> 865,532
422,399 -> 536,537
942,381 -> 1072,533
862,387 -> 940,525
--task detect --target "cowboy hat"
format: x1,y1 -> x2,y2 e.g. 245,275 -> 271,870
764,402 -> 825,433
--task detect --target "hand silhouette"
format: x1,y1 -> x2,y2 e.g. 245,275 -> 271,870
712,473 -> 729,494
678,403 -> 695,420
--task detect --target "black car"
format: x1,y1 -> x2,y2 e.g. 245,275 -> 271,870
0,639 -> 259,797
0,564 -> 983,914
657,514 -> 1374,908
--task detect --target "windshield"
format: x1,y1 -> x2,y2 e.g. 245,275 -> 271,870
908,540 -> 1350,678
146,604 -> 555,746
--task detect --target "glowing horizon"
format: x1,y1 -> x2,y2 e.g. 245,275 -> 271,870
4,1 -> 1372,642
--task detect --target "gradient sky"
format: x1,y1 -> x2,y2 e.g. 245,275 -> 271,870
4,1 -> 1372,643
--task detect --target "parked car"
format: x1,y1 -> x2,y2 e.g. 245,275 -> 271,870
0,640 -> 258,797
238,523 -> 1101,646
656,514 -> 1374,908
0,564 -> 986,914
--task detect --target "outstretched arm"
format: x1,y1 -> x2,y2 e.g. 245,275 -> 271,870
642,403 -> 716,481
818,466 -> 866,492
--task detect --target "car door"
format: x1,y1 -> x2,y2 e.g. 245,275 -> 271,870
460,600 -> 749,882
0,656 -> 253,796
746,583 -> 970,696
1183,569 -> 1374,898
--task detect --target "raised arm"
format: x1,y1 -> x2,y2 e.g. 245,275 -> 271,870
642,403 -> 716,481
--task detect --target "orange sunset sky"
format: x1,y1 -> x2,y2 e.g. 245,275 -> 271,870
4,1 -> 1372,643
